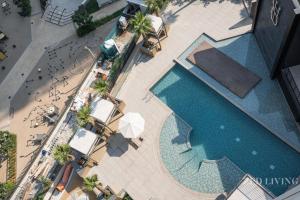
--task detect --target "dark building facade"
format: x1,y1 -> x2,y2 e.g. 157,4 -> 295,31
253,0 -> 300,121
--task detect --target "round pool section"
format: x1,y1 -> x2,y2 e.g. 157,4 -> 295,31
159,113 -> 245,194
153,64 -> 300,196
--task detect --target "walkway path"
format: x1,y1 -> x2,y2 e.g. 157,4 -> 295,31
91,0 -> 127,20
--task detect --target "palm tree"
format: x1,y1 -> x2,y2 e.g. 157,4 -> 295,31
0,131 -> 16,163
145,0 -> 169,16
130,12 -> 152,39
93,80 -> 108,96
160,0 -> 170,9
145,0 -> 161,16
72,5 -> 94,28
83,175 -> 98,192
0,181 -> 15,200
38,176 -> 51,192
76,105 -> 91,127
53,144 -> 72,165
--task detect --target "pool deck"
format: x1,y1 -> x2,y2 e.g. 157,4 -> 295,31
87,1 -> 254,200
176,33 -> 300,152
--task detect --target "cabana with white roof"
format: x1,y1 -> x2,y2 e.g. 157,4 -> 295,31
90,96 -> 116,125
69,128 -> 98,155
146,14 -> 168,50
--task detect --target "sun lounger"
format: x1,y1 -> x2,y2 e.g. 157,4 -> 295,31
128,137 -> 144,149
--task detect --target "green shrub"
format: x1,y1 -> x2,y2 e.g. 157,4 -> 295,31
108,56 -> 124,87
0,132 -> 17,182
94,8 -> 124,28
83,175 -> 98,191
0,182 -> 15,200
18,0 -> 31,17
53,144 -> 72,165
93,80 -> 108,96
7,148 -> 17,182
76,23 -> 96,37
76,105 -> 92,127
73,6 -> 94,27
73,5 -> 96,37
73,6 -> 123,37
85,0 -> 100,14
33,176 -> 52,200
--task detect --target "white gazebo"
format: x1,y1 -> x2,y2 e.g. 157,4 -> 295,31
69,128 -> 98,155
90,97 -> 116,124
147,15 -> 163,34
146,15 -> 168,50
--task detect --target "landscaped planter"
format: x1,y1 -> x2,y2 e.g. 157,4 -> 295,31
140,40 -> 159,57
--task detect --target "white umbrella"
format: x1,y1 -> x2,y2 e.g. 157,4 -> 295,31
118,112 -> 145,138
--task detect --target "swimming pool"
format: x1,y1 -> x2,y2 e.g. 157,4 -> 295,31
152,64 -> 300,196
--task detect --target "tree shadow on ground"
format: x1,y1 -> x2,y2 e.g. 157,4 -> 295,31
200,0 -> 242,7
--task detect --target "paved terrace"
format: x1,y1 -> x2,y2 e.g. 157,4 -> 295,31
87,1 -> 252,200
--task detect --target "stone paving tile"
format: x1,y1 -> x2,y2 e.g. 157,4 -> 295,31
89,1 -> 252,200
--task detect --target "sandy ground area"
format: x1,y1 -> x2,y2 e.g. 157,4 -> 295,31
0,160 -> 7,183
8,21 -> 115,179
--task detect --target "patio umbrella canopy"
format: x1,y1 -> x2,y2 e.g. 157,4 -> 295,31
118,112 -> 145,138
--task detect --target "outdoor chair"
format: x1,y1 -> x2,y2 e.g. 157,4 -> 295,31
128,137 -> 144,150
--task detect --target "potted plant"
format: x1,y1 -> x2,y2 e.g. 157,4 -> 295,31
0,181 -> 15,200
83,174 -> 98,191
93,80 -> 108,97
83,175 -> 111,197
145,0 -> 169,16
130,11 -> 152,40
33,176 -> 52,200
141,39 -> 158,57
130,12 -> 158,57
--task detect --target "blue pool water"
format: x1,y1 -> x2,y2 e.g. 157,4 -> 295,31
152,64 -> 300,196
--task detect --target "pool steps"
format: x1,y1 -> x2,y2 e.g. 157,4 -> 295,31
171,113 -> 193,150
